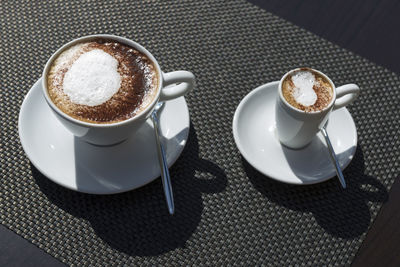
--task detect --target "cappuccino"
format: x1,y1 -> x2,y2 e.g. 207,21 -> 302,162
47,38 -> 159,123
282,68 -> 333,112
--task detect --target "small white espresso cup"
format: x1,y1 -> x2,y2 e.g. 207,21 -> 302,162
275,67 -> 359,149
42,34 -> 195,145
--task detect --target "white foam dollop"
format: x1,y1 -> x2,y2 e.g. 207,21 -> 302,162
63,49 -> 121,106
291,71 -> 317,106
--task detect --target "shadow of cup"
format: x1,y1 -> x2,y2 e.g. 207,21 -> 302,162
31,124 -> 228,256
244,146 -> 388,239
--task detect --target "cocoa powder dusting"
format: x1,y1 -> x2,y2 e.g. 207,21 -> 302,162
282,70 -> 333,112
47,38 -> 158,123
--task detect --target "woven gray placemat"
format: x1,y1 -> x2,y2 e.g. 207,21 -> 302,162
1,0 -> 399,266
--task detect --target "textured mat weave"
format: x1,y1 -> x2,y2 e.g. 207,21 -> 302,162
1,0 -> 399,266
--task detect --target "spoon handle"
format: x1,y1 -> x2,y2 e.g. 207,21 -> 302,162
152,113 -> 175,214
321,127 -> 346,189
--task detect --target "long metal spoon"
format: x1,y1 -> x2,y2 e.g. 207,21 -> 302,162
151,102 -> 175,214
321,124 -> 346,189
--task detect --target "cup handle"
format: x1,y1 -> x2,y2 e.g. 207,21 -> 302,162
160,71 -> 195,101
333,84 -> 360,110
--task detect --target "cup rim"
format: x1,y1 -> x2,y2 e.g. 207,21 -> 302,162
42,34 -> 163,128
278,67 -> 336,114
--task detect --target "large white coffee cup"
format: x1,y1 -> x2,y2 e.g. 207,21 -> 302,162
275,68 -> 359,149
42,34 -> 195,145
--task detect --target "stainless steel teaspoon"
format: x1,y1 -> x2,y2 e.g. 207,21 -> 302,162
321,124 -> 346,189
151,102 -> 175,214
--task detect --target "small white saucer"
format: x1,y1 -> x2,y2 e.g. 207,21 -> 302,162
233,81 -> 357,185
19,78 -> 190,194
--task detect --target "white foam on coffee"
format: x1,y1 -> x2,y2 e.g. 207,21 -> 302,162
291,71 -> 317,106
52,43 -> 85,73
63,49 -> 121,106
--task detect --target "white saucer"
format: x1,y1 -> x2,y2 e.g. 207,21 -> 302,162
233,81 -> 357,185
19,78 -> 190,194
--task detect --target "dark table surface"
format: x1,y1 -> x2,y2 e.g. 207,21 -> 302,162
1,0 -> 399,266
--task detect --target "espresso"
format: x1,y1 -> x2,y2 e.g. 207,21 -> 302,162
47,38 -> 158,123
282,69 -> 333,112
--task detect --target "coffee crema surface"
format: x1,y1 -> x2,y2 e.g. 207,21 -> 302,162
47,39 -> 158,123
282,69 -> 333,112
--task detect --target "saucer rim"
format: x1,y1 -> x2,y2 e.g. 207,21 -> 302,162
18,78 -> 190,194
232,81 -> 357,185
